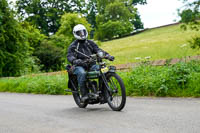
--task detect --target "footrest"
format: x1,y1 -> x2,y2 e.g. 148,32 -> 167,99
65,89 -> 79,94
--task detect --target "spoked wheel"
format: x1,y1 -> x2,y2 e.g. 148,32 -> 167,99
71,80 -> 88,108
106,73 -> 126,111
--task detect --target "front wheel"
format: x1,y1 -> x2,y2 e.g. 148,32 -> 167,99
105,73 -> 126,111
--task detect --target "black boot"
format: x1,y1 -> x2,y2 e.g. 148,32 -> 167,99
80,85 -> 89,103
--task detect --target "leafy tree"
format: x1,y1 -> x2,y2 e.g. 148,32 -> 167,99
178,0 -> 200,29
55,13 -> 91,50
95,20 -> 133,40
132,13 -> 144,29
86,0 -> 98,28
33,13 -> 91,71
21,21 -> 46,49
0,0 -> 30,77
16,0 -> 78,35
178,0 -> 200,49
129,0 -> 147,5
83,0 -> 145,31
95,1 -> 136,40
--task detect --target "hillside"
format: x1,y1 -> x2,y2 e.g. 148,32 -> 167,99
101,24 -> 200,65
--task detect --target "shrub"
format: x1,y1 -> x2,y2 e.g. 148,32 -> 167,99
127,61 -> 200,97
34,41 -> 65,72
0,0 -> 30,77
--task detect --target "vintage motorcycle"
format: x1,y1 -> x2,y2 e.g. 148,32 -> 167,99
66,51 -> 126,111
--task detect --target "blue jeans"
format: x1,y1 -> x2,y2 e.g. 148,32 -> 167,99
73,65 -> 99,96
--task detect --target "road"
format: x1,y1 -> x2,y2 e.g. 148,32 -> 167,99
0,93 -> 200,133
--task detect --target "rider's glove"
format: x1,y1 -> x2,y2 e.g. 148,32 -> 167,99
73,59 -> 83,66
105,55 -> 115,61
86,58 -> 94,63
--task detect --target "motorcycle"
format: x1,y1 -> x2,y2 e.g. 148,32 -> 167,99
66,51 -> 126,111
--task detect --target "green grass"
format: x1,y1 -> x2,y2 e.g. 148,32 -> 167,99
101,24 -> 200,65
1,61 -> 200,97
0,73 -> 69,95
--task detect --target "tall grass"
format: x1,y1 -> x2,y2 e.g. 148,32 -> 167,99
0,73 -> 69,95
1,61 -> 200,97
124,60 -> 200,97
101,24 -> 200,65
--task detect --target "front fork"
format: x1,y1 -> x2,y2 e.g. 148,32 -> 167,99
100,72 -> 113,94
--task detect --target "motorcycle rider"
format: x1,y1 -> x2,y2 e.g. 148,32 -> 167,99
67,24 -> 114,102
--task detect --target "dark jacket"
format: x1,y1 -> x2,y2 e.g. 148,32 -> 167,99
67,40 -> 108,66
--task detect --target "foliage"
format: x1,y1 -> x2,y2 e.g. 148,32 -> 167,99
126,60 -> 200,97
95,20 -> 133,40
1,61 -> 200,97
15,0 -> 145,37
34,41 -> 65,72
16,0 -> 75,35
132,13 -> 144,29
20,21 -> 46,74
56,13 -> 91,49
20,21 -> 46,49
178,0 -> 200,49
0,73 -> 69,95
0,0 -> 30,77
131,0 -> 147,5
85,0 -> 98,28
83,0 -> 145,29
95,1 -> 136,40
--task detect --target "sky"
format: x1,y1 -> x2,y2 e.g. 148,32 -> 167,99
8,0 -> 185,29
136,0 -> 185,28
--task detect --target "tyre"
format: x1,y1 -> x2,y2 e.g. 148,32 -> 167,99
71,80 -> 88,108
73,93 -> 88,108
105,73 -> 126,111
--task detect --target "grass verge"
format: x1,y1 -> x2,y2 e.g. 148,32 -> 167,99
0,60 -> 200,97
0,73 -> 69,95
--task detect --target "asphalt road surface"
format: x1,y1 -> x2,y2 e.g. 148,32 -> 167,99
0,93 -> 200,133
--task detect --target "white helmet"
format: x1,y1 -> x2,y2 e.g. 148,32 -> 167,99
73,24 -> 88,40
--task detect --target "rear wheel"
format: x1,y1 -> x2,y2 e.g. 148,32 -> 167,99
105,73 -> 126,111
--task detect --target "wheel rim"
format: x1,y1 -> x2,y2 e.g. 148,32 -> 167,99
107,76 -> 123,108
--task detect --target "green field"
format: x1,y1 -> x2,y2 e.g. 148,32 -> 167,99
101,24 -> 200,65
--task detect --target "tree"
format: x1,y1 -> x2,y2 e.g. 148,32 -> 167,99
95,1 -> 136,40
0,0 -> 30,77
55,13 -> 91,50
85,0 -> 98,29
178,0 -> 200,49
130,0 -> 147,5
33,13 -> 91,71
82,0 -> 145,31
21,21 -> 46,49
16,0 -> 80,35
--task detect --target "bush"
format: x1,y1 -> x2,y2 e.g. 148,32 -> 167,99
34,41 -> 65,72
1,60 -> 200,97
94,20 -> 133,41
127,61 -> 200,97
